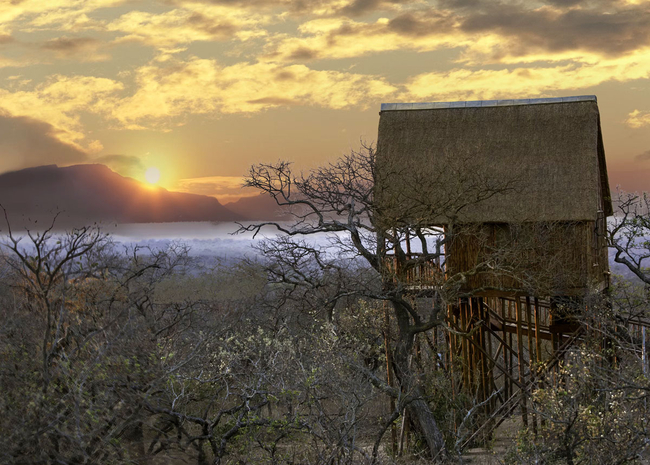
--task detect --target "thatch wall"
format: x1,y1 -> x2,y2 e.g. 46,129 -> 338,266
375,99 -> 612,227
445,220 -> 610,296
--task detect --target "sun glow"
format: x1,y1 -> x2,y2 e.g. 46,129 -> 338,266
145,167 -> 161,184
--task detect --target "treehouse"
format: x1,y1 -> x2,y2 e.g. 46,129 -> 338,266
375,96 -> 613,437
376,95 -> 612,297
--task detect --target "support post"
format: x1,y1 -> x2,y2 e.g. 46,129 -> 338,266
526,297 -> 537,436
502,298 -> 509,399
515,297 -> 529,428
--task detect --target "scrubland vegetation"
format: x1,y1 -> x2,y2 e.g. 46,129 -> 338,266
1,154 -> 649,464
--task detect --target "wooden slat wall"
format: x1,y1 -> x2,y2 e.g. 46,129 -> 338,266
445,221 -> 609,295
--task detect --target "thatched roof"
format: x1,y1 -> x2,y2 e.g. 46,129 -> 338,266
375,96 -> 612,226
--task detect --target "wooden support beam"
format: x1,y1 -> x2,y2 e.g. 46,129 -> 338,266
461,299 -> 470,391
525,297 -> 534,365
535,297 -> 546,430
502,298 -> 509,399
447,306 -> 454,394
484,323 -> 520,361
480,298 -> 489,404
495,321 -> 554,340
515,297 -> 529,428
486,297 -> 495,413
448,319 -> 524,391
534,298 -> 542,365
526,297 -> 537,437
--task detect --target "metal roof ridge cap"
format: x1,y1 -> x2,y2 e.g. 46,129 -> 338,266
380,95 -> 597,111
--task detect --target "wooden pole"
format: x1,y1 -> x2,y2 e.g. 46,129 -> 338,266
534,298 -> 542,365
502,298 -> 509,399
467,299 -> 475,394
515,297 -> 529,428
479,297 -> 489,405
534,298 -> 545,430
486,298 -> 495,412
508,300 -> 514,401
526,297 -> 537,436
461,299 -> 470,391
449,305 -> 456,396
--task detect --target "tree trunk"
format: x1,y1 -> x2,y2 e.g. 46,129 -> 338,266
392,300 -> 446,460
406,389 -> 446,458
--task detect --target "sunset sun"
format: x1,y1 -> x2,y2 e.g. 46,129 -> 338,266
145,167 -> 161,184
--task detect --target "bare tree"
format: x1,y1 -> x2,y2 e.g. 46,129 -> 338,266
236,145 -> 516,459
609,192 -> 650,285
0,210 -> 201,464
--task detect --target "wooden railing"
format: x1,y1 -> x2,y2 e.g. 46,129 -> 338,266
384,253 -> 443,287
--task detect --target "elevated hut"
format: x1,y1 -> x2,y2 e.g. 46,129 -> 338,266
375,96 -> 613,435
376,96 -> 612,297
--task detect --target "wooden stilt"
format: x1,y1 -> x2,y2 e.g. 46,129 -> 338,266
508,301 -> 514,402
485,298 -> 495,413
534,297 -> 545,430
450,319 -> 524,391
515,297 -> 529,428
502,298 -> 509,399
534,298 -> 542,365
526,297 -> 537,436
461,299 -> 470,391
449,305 -> 456,396
479,298 -> 489,405
467,299 -> 476,394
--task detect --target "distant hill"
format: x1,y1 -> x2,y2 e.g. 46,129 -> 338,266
225,193 -> 292,221
0,164 -> 243,229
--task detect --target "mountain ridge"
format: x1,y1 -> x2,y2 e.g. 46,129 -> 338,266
0,164 -> 244,229
224,193 -> 292,221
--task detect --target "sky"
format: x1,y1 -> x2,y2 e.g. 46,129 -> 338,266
1,0 -> 650,203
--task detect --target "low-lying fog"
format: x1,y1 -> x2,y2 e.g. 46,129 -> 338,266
1,221 -> 644,282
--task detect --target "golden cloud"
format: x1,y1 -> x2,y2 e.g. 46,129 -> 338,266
262,16 -> 464,62
41,36 -> 110,62
403,48 -> 650,101
626,109 -> 650,128
0,75 -> 123,148
110,57 -> 397,126
0,0 -> 124,33
107,3 -> 269,50
261,1 -> 650,67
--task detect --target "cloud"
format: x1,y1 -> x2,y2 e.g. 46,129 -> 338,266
247,97 -> 298,105
0,112 -> 88,173
262,1 -> 650,65
169,0 -> 412,17
635,149 -> 650,161
403,49 -> 650,101
175,175 -> 256,202
458,2 -> 650,59
0,55 -> 394,148
262,15 -> 460,62
0,74 -> 123,148
93,154 -> 144,177
42,36 -> 98,52
0,55 -> 26,68
0,0 -> 123,34
41,36 -> 109,61
626,109 -> 650,128
107,4 -> 269,51
109,57 -> 396,126
338,0 -> 416,17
